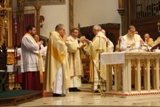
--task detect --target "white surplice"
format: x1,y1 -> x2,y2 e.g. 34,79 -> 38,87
21,34 -> 40,73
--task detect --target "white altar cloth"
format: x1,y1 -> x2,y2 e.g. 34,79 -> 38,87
100,52 -> 125,65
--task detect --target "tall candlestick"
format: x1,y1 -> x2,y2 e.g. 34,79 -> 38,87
99,36 -> 101,49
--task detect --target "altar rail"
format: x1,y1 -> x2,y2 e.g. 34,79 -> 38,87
101,52 -> 160,97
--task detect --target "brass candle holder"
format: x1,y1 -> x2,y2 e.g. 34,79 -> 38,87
94,48 -> 105,97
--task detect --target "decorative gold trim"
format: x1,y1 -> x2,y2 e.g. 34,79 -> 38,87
0,17 -> 5,47
24,0 -> 66,6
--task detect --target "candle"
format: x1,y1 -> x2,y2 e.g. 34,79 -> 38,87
118,0 -> 124,8
99,36 -> 101,49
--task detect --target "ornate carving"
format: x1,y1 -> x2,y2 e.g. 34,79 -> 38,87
117,0 -> 125,16
24,0 -> 66,6
40,15 -> 45,28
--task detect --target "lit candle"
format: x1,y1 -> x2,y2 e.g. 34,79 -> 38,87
4,0 -> 6,8
118,0 -> 124,8
99,36 -> 101,49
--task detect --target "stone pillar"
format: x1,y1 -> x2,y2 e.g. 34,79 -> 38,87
69,0 -> 74,31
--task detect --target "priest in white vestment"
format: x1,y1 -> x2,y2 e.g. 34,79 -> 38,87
120,25 -> 143,51
66,28 -> 85,92
84,25 -> 107,92
120,25 -> 144,88
21,25 -> 43,90
44,24 -> 70,97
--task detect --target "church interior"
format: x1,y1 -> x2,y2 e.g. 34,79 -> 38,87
1,0 -> 160,106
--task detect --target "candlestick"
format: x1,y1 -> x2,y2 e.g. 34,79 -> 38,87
99,36 -> 101,49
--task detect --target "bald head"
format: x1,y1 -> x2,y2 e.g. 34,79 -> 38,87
144,33 -> 150,41
144,33 -> 150,38
101,29 -> 106,35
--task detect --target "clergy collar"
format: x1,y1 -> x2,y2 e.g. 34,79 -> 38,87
127,33 -> 135,37
70,35 -> 77,40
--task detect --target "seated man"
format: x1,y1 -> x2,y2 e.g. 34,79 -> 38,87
120,25 -> 143,51
144,33 -> 154,47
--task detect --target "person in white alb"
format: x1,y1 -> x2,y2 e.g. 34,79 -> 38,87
66,28 -> 86,92
21,25 -> 43,91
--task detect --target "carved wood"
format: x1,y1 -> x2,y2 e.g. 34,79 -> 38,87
24,0 -> 66,6
0,53 -> 6,70
131,15 -> 160,41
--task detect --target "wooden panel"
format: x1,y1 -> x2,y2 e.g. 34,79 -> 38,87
131,15 -> 160,41
80,23 -> 120,51
81,58 -> 90,83
0,52 -> 7,70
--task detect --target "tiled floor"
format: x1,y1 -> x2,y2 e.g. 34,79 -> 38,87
14,84 -> 160,106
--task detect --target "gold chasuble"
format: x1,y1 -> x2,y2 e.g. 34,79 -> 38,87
153,37 -> 160,46
146,38 -> 154,47
89,31 -> 107,82
44,31 -> 70,92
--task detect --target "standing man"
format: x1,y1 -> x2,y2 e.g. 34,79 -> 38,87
21,25 -> 43,90
66,28 -> 85,92
84,25 -> 107,92
44,24 -> 70,97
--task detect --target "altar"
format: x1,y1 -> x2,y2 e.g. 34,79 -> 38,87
101,52 -> 160,98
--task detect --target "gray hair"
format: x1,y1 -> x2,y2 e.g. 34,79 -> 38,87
93,25 -> 101,31
55,24 -> 64,31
